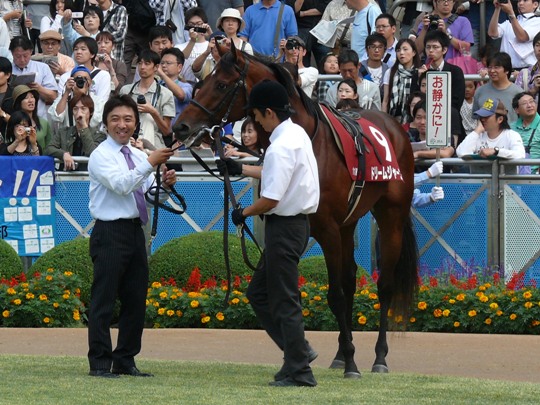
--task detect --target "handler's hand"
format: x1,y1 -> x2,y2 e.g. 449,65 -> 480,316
217,158 -> 243,176
148,148 -> 174,166
231,207 -> 245,226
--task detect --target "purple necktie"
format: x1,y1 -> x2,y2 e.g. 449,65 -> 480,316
120,146 -> 149,224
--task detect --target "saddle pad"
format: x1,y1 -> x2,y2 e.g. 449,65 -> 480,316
321,105 -> 403,182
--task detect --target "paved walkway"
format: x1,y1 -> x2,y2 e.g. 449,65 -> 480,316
0,329 -> 538,383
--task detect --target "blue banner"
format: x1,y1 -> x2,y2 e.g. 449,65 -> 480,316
0,156 -> 56,256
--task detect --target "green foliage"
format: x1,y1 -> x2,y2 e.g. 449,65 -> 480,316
30,238 -> 93,305
0,239 -> 23,280
298,255 -> 328,284
0,268 -> 85,327
148,231 -> 260,285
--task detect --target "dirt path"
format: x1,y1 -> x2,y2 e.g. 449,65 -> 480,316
0,328 -> 538,383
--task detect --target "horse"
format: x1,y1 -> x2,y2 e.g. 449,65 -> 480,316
173,45 -> 418,379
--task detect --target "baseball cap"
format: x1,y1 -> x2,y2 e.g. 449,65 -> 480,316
247,80 -> 292,112
474,98 -> 508,118
71,65 -> 92,77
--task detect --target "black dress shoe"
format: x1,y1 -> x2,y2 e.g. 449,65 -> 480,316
269,377 -> 316,387
111,366 -> 154,377
274,346 -> 319,381
89,369 -> 120,378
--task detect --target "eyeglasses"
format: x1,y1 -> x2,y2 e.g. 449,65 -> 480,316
160,61 -> 178,65
487,65 -> 502,70
367,45 -> 385,51
437,0 -> 454,3
518,99 -> 537,107
425,45 -> 442,50
375,25 -> 391,30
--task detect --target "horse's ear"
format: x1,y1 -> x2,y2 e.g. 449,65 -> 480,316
217,37 -> 232,57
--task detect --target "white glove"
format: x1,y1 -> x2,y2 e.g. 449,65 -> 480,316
428,161 -> 443,178
430,186 -> 444,202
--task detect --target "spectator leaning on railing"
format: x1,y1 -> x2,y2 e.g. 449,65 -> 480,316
510,91 -> 540,174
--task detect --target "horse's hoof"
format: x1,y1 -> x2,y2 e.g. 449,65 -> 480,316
329,359 -> 345,369
344,371 -> 362,379
371,364 -> 389,373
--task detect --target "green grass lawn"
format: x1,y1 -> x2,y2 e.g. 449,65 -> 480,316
0,355 -> 539,405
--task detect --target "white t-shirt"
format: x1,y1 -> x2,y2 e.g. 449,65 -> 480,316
298,66 -> 319,98
176,41 -> 209,82
58,68 -> 111,102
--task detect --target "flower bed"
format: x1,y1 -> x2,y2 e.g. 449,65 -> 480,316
2,267 -> 539,334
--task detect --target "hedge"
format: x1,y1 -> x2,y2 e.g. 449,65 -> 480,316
0,239 -> 24,280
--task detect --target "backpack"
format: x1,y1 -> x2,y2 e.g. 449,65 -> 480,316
123,0 -> 157,31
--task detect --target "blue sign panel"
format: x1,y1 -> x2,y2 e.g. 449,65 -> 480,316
0,156 -> 56,256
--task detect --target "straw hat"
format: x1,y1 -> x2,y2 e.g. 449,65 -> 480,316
216,8 -> 245,32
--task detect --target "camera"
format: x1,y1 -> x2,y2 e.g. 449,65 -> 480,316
74,76 -> 86,89
136,95 -> 146,104
97,54 -> 105,62
25,127 -> 31,135
71,12 -> 83,19
285,39 -> 300,50
165,19 -> 177,33
185,26 -> 206,34
428,15 -> 440,31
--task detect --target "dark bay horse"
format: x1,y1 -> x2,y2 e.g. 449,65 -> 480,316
173,46 -> 418,378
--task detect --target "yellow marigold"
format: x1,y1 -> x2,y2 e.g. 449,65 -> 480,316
419,285 -> 429,292
26,293 -> 35,300
373,303 -> 380,310
433,309 -> 443,318
75,288 -> 80,294
358,316 -> 367,325
410,317 -> 416,323
454,321 -> 460,328
146,299 -> 150,306
230,298 -> 239,305
53,302 -> 59,308
368,292 -> 378,300
484,318 -> 492,325
484,283 -> 491,289
394,315 -> 403,323
490,302 -> 499,310
301,291 -> 308,298
190,300 -> 200,308
233,290 -> 242,295
475,291 -> 483,297
73,311 -> 80,321
216,312 -> 224,321
479,295 -> 489,303
468,310 -> 477,317
319,286 -> 328,291
2,310 -> 9,318
13,299 -> 21,305
39,294 -> 48,301
523,291 -> 533,300
159,291 -> 168,299
313,295 -> 322,301
62,294 -> 70,300
64,271 -> 73,277
151,282 -> 162,288
532,320 -> 540,327
478,285 -> 486,291
448,299 -> 456,304
43,317 -> 50,324
170,295 -> 178,300
158,308 -> 166,315
201,316 -> 211,324
360,289 -> 370,295
6,287 -> 16,295
47,268 -> 54,272
442,309 -> 450,317
302,309 -> 310,317
153,302 -> 160,307
524,302 -> 534,309
166,310 -> 174,317
496,310 -> 503,316
418,301 -> 428,310
242,297 -> 249,304
221,286 -> 228,291
45,275 -> 53,281
456,294 -> 466,301
64,290 -> 70,296
21,283 -> 28,289
511,297 -> 518,302
510,313 -> 517,320
188,291 -> 199,298
176,310 -> 183,317
387,309 -> 393,317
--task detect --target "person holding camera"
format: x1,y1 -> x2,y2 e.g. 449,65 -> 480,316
413,0 -> 473,61
48,65 -> 105,131
217,7 -> 253,54
11,84 -> 52,149
191,31 -> 230,80
279,35 -> 318,97
488,0 -> 540,69
45,93 -> 105,171
177,7 -> 211,83
95,0 -> 127,61
0,110 -> 41,156
37,30 -> 75,80
61,5 -> 103,48
150,0 -> 197,45
95,31 -> 128,93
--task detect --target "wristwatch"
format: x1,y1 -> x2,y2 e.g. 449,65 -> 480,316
494,147 -> 500,156
447,33 -> 453,41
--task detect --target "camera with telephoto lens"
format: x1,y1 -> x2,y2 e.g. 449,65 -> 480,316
285,39 -> 300,50
136,95 -> 146,104
428,15 -> 440,31
74,76 -> 86,89
186,25 -> 206,33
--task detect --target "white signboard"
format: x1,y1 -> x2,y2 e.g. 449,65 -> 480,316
426,71 -> 451,148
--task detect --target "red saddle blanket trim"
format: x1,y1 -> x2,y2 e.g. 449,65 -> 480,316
321,105 -> 403,182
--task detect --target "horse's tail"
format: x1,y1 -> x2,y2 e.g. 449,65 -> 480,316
391,215 -> 419,319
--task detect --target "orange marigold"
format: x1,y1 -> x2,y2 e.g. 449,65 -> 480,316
468,310 -> 477,317
418,301 -> 427,310
357,316 -> 367,325
433,309 -> 443,318
510,313 -> 517,320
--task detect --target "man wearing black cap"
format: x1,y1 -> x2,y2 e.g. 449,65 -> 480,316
218,80 -> 320,387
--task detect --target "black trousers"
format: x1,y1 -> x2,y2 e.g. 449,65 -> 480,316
87,219 -> 148,371
246,214 -> 316,385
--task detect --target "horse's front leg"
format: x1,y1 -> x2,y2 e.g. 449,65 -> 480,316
314,222 -> 361,379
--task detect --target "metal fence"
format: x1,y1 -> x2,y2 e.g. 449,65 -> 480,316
47,156 -> 540,284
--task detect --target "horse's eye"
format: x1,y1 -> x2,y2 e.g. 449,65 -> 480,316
217,83 -> 228,91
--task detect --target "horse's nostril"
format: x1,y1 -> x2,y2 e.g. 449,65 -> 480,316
173,123 -> 190,140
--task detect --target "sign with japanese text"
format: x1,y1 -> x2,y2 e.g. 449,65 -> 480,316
426,72 -> 451,148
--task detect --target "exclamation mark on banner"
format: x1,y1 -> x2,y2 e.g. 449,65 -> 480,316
13,170 -> 23,196
26,170 -> 39,195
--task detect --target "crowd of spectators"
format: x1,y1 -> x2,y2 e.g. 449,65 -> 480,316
0,0 -> 537,174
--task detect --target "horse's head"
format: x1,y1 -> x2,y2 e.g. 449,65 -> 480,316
173,44 -> 270,148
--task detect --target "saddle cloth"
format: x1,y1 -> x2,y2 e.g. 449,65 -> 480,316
320,105 -> 402,182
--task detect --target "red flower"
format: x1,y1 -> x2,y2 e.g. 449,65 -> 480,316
493,273 -> 500,285
429,277 -> 438,287
358,275 -> 368,287
184,267 -> 202,292
467,274 -> 477,290
507,272 -> 525,291
202,276 -> 217,289
233,275 -> 241,289
371,271 -> 379,283
450,274 -> 459,286
298,276 -> 306,287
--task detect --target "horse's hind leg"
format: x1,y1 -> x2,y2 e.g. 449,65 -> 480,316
314,222 -> 361,379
